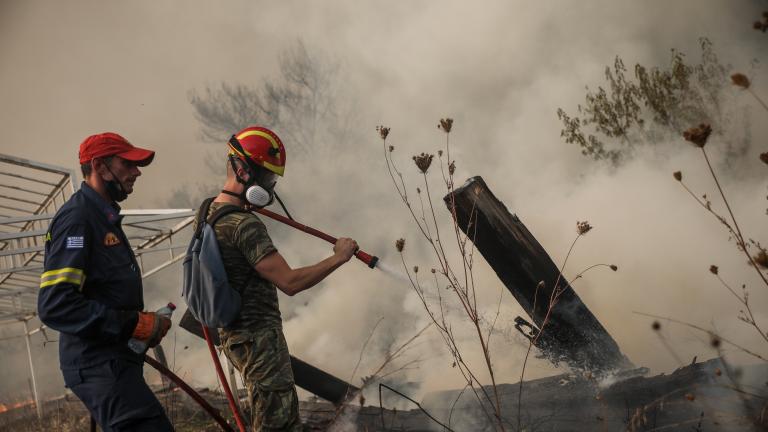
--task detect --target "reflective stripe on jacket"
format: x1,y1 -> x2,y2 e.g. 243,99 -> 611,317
37,182 -> 142,369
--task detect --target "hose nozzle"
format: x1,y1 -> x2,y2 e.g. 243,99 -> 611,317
355,250 -> 379,269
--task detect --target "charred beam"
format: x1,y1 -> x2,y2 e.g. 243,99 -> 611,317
179,309 -> 359,405
444,176 -> 632,373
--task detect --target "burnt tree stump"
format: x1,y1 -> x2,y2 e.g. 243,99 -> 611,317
444,176 -> 632,373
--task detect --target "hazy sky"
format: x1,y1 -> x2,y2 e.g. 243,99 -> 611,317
1,0 -> 767,408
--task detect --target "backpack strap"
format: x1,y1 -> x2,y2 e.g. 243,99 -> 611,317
194,197 -> 216,239
207,203 -> 248,228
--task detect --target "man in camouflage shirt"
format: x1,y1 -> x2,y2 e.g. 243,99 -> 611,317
202,126 -> 357,431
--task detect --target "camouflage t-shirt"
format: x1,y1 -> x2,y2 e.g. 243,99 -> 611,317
198,202 -> 282,341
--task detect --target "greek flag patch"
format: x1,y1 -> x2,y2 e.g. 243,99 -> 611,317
66,236 -> 84,249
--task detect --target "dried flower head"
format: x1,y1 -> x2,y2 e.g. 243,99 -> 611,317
753,249 -> 768,269
684,393 -> 695,402
673,171 -> 682,181
376,125 -> 390,140
730,73 -> 751,89
755,14 -> 768,32
683,124 -> 712,148
576,220 -> 593,235
536,281 -> 546,291
438,150 -> 443,157
709,265 -> 718,275
710,334 -> 721,348
395,238 -> 405,252
388,145 -> 394,153
431,268 -> 436,274
413,266 -> 419,273
760,152 -> 768,165
651,321 -> 661,331
416,187 -> 421,194
714,368 -> 722,377
413,153 -> 434,173
448,161 -> 456,176
438,118 -> 453,133
610,264 -> 618,271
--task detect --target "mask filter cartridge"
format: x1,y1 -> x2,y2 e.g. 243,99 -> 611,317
246,185 -> 273,208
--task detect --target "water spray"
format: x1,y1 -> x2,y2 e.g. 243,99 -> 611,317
252,206 -> 380,269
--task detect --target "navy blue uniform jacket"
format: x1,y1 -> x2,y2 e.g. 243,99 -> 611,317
38,182 -> 142,370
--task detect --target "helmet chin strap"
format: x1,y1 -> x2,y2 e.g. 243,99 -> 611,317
220,189 -> 245,202
220,186 -> 275,209
228,154 -> 251,186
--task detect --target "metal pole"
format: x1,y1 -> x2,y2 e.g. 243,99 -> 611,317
22,318 -> 42,420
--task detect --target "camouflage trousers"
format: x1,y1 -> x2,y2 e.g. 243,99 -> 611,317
222,327 -> 302,432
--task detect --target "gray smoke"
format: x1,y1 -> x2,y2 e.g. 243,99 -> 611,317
0,1 -> 766,419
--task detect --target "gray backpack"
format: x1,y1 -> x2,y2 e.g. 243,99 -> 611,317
182,198 -> 246,328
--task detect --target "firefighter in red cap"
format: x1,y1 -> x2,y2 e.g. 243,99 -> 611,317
38,132 -> 173,431
198,126 -> 357,431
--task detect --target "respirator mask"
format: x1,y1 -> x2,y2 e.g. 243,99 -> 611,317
224,154 -> 277,208
101,160 -> 128,202
244,168 -> 277,208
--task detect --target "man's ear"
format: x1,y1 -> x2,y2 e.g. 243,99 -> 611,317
236,163 -> 250,182
91,158 -> 110,179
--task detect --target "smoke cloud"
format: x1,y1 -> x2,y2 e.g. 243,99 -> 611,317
1,0 -> 766,415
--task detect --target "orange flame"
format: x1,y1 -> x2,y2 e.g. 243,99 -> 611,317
0,399 -> 35,414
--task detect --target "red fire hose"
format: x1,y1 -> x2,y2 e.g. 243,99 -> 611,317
152,204 -> 376,431
143,355 -> 234,432
202,326 -> 248,432
253,207 -> 379,269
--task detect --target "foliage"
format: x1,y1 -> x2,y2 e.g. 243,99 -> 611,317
557,38 -> 742,165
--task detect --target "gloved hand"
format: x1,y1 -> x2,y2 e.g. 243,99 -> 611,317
132,312 -> 172,347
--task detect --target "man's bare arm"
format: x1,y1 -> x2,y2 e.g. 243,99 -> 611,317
254,237 -> 357,296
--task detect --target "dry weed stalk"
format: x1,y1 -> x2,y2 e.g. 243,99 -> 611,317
379,120 -> 508,430
730,72 -> 768,113
326,319 -> 429,429
380,121 -> 620,431
515,221 -> 618,431
637,312 -> 768,426
635,312 -> 767,363
675,123 -> 768,348
753,11 -> 768,33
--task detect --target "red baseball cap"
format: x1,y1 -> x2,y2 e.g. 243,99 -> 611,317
78,132 -> 155,166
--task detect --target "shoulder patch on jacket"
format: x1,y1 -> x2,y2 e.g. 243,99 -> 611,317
66,236 -> 84,249
104,232 -> 121,246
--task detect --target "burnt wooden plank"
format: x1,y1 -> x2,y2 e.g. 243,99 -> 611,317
444,176 -> 632,373
179,309 -> 359,405
423,358 -> 767,431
